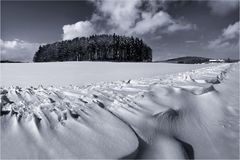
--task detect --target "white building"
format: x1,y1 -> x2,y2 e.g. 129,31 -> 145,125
209,59 -> 225,63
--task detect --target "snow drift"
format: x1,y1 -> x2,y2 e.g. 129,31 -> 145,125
0,62 -> 239,159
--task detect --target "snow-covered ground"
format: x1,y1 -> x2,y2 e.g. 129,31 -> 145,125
1,61 -> 218,87
0,62 -> 239,159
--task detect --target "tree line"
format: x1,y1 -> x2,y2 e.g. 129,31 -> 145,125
33,34 -> 152,62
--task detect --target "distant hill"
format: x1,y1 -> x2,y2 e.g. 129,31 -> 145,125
33,34 -> 152,62
164,56 -> 210,64
0,60 -> 22,63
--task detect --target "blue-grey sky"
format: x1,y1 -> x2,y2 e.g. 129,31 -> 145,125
1,0 -> 239,62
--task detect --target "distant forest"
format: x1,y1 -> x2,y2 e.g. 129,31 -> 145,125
164,56 -> 239,64
33,34 -> 152,62
165,56 -> 210,64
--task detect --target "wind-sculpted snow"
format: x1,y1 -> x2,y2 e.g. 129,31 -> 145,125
1,63 -> 239,159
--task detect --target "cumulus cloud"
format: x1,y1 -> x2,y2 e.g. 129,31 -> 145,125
208,21 -> 239,49
222,21 -> 239,40
96,0 -> 141,31
63,21 -> 95,40
0,39 -> 40,62
130,11 -> 171,34
62,0 -> 195,40
207,0 -> 238,16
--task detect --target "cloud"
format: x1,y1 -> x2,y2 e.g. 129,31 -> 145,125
167,21 -> 196,33
130,11 -> 172,35
207,0 -> 238,16
185,40 -> 198,43
96,0 -> 141,31
0,39 -> 40,62
63,21 -> 95,40
208,39 -> 231,49
130,11 -> 195,35
222,21 -> 239,40
62,0 -> 195,40
0,40 -> 18,49
208,21 -> 239,49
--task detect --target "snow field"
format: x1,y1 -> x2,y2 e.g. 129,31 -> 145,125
1,62 -> 239,159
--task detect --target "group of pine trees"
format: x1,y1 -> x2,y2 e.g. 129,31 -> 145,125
33,34 -> 152,62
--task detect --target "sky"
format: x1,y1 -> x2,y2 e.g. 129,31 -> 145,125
1,0 -> 239,62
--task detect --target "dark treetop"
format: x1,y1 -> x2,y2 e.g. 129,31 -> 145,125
33,34 -> 152,62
